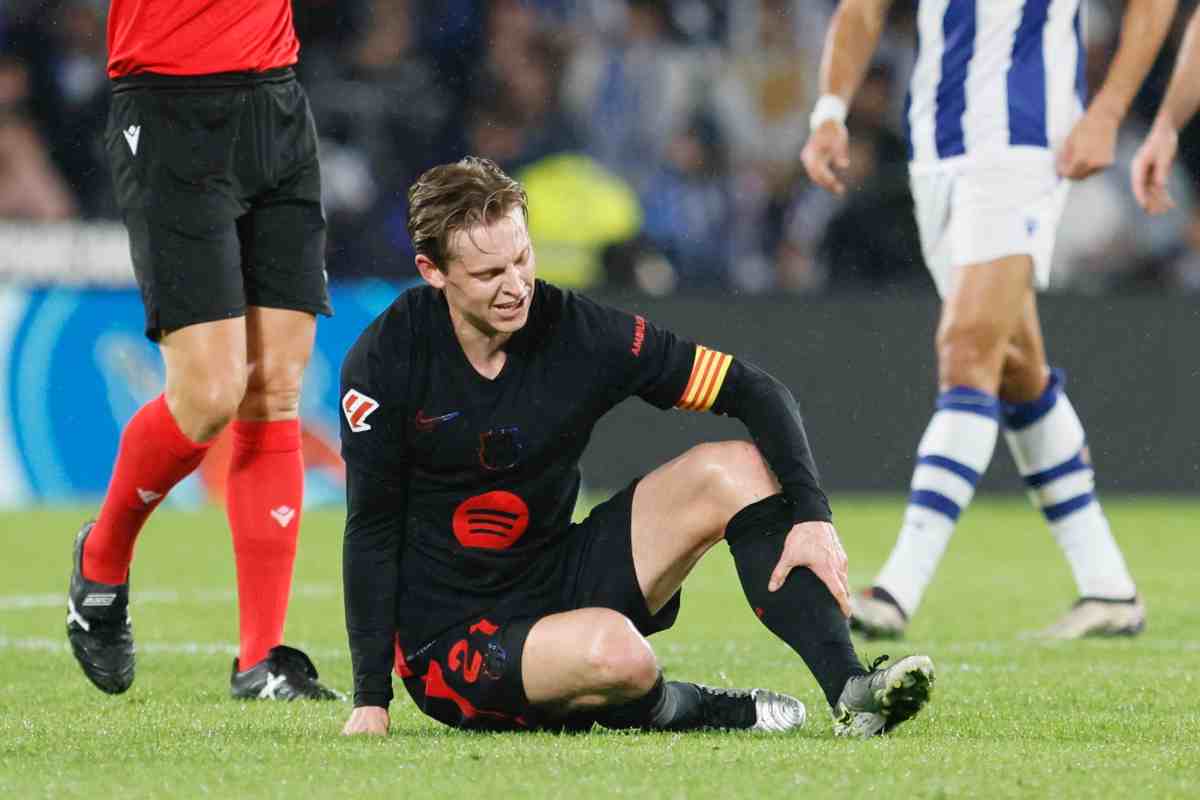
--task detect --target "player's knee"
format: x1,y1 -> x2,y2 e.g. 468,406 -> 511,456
937,318 -> 1007,386
999,360 -> 1048,404
170,371 -> 246,441
583,612 -> 659,695
242,362 -> 306,419
690,441 -> 771,512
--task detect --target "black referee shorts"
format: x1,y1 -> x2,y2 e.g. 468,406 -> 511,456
106,68 -> 332,340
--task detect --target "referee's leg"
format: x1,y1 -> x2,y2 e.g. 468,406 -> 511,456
226,307 -> 317,673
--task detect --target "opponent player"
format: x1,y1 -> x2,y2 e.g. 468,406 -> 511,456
66,0 -> 340,700
802,0 -> 1173,639
338,157 -> 934,738
1131,3 -> 1200,215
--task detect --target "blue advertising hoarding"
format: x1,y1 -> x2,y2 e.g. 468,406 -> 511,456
0,282 -> 419,508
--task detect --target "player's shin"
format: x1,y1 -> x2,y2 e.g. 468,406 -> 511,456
85,394 -> 211,584
593,675 -> 803,732
725,495 -> 866,708
1002,370 -> 1136,600
593,675 -> 704,730
873,387 -> 1000,617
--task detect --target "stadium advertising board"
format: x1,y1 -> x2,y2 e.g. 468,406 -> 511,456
0,287 -> 1195,507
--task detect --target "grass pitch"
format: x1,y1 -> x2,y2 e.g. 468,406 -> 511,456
1,497 -> 1197,799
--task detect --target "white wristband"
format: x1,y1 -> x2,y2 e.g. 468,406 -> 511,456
809,95 -> 848,131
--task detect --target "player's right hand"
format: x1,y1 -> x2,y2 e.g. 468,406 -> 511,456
1131,119 -> 1178,215
342,705 -> 390,736
769,520 -> 851,617
801,120 -> 852,196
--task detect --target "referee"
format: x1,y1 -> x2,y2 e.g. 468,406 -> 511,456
66,0 -> 339,701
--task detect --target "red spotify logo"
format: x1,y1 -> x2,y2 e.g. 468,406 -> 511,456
452,492 -> 530,550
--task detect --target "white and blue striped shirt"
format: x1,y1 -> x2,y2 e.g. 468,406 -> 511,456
906,0 -> 1087,166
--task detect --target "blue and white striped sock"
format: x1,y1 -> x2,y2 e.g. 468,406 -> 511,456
1002,369 -> 1136,599
875,387 -> 1000,616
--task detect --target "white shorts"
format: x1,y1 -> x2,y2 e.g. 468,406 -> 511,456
909,155 -> 1072,297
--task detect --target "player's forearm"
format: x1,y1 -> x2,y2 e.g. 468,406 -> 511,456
343,468 -> 406,708
1090,0 -> 1178,122
711,360 -> 832,523
818,0 -> 894,102
1156,4 -> 1200,130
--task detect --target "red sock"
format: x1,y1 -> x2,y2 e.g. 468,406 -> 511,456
226,418 -> 304,669
84,394 -> 211,585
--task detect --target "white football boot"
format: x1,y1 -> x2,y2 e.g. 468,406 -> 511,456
689,684 -> 807,732
849,589 -> 908,640
1035,597 -> 1146,639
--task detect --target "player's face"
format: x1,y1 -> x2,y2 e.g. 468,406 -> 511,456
437,206 -> 536,336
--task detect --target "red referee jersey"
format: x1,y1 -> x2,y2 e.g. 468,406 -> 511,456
107,0 -> 299,79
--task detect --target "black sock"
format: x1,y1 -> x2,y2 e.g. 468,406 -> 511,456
726,494 -> 867,707
593,676 -> 706,731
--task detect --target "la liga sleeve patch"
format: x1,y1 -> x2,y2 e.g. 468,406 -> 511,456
342,389 -> 380,432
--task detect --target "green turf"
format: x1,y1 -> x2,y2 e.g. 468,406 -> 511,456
1,497 -> 1197,799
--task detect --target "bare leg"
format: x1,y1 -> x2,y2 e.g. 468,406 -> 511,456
870,254 -> 1036,624
159,317 -> 249,442
996,292 -> 1140,630
998,291 -> 1051,404
237,307 -> 316,421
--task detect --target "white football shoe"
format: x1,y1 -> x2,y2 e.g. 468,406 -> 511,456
849,588 -> 908,640
1035,597 -> 1146,639
689,684 -> 806,732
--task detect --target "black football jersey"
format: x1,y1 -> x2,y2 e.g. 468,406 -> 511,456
340,281 -> 737,645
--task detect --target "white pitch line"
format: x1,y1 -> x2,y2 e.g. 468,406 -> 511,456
0,583 -> 337,611
0,635 -> 347,661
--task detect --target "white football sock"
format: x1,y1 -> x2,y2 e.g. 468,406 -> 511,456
1002,370 -> 1137,599
875,387 -> 1000,616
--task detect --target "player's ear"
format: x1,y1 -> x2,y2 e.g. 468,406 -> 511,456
415,255 -> 446,289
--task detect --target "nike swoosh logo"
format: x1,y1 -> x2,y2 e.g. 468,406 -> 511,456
414,410 -> 461,432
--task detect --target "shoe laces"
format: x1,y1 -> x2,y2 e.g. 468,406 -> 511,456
697,685 -> 751,700
867,654 -> 891,673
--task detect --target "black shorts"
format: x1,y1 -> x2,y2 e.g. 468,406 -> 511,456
106,69 -> 333,340
397,479 -> 682,732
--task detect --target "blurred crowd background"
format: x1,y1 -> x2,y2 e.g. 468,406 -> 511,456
4,0 -> 1200,295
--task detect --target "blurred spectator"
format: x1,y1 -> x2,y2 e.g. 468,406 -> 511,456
775,59 -> 917,293
43,0 -> 111,218
468,27 -> 580,172
4,0 -> 1200,293
519,153 -> 642,287
638,114 -> 733,288
713,0 -> 813,178
563,0 -> 700,190
778,123 -> 920,294
1054,128 -> 1196,292
305,0 -> 453,276
0,56 -> 78,220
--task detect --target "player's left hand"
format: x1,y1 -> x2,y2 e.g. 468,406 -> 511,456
1057,106 -> 1120,180
768,520 -> 851,617
342,705 -> 390,736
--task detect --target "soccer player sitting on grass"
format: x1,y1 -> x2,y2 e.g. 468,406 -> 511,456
338,157 -> 934,737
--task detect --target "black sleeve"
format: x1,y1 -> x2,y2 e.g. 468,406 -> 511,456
711,359 -> 832,524
568,293 -> 695,409
343,466 -> 406,708
339,310 -> 411,708
574,292 -> 830,522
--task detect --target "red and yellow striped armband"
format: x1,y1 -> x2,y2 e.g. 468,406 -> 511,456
676,345 -> 733,412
